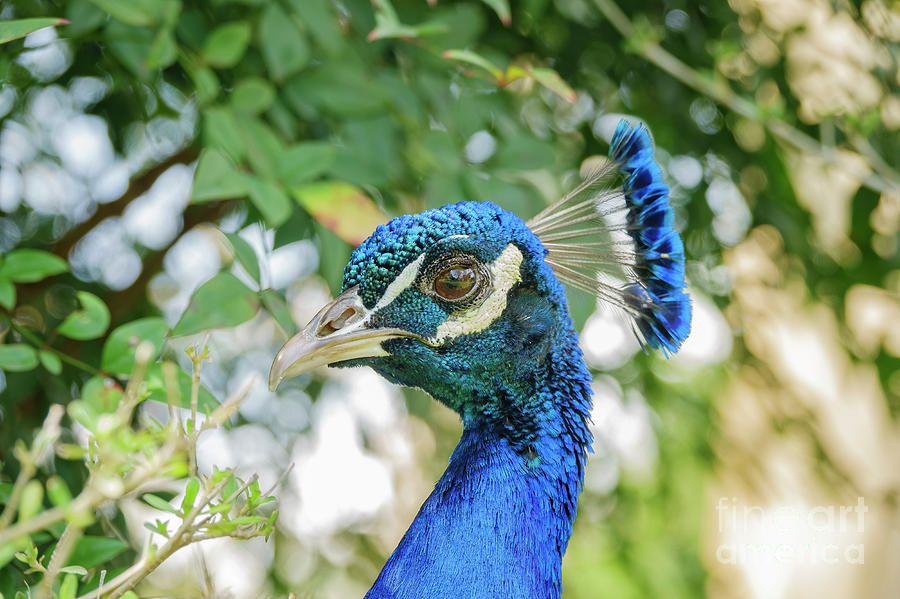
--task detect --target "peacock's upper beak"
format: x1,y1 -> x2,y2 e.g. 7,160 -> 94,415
268,286 -> 416,391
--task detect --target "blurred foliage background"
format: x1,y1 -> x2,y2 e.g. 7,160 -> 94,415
1,0 -> 899,597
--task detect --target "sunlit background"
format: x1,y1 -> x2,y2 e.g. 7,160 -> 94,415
1,0 -> 899,597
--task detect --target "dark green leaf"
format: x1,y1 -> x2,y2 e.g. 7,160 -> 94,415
479,0 -> 511,25
57,291 -> 110,340
0,344 -> 39,372
259,4 -> 310,81
191,148 -> 250,203
248,177 -> 292,228
239,118 -> 285,180
202,107 -> 246,162
0,18 -> 69,45
0,249 -> 68,283
67,537 -> 129,569
173,272 -> 260,336
225,233 -> 260,284
230,78 -> 275,115
201,21 -> 251,68
277,142 -> 336,187
101,317 -> 168,375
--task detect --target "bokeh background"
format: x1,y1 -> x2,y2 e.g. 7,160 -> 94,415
1,0 -> 899,597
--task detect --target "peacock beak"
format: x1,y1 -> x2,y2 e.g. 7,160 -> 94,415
268,286 -> 417,391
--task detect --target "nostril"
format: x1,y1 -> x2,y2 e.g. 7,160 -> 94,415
317,307 -> 361,337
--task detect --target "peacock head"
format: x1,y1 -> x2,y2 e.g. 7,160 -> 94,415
269,121 -> 692,423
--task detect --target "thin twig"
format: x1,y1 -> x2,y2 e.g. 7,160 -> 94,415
591,0 -> 900,194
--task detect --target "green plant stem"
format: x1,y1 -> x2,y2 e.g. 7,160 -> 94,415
0,462 -> 35,529
591,0 -> 900,195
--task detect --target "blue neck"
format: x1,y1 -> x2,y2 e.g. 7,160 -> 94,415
365,340 -> 593,599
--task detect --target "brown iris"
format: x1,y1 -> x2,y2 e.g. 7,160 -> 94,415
433,266 -> 476,300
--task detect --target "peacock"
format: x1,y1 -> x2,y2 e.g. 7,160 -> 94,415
268,120 -> 691,599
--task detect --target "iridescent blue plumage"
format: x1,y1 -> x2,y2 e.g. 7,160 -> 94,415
610,121 -> 691,354
271,119 -> 689,599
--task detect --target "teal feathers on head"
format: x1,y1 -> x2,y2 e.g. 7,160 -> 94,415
528,119 -> 692,355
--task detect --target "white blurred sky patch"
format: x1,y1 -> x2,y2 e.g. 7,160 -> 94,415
672,290 -> 733,368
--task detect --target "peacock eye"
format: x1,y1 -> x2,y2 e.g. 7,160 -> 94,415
433,266 -> 476,301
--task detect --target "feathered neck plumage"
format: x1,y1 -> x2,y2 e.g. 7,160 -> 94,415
366,323 -> 593,599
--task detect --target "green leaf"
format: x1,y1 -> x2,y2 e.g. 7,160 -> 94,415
230,77 -> 276,115
191,148 -> 249,202
225,233 -> 260,284
46,476 -> 72,508
0,249 -> 68,283
101,317 -> 168,375
441,49 -> 503,81
258,3 -> 311,81
201,21 -> 251,68
142,493 -> 179,514
87,0 -> 164,27
479,0 -> 511,25
39,350 -> 62,375
19,480 -> 43,522
239,118 -> 285,180
203,106 -> 246,163
0,344 -> 39,372
172,272 -> 260,336
68,537 -> 129,569
260,289 -> 295,336
57,291 -> 110,341
60,565 -> 87,576
81,377 -> 124,413
59,573 -> 77,599
0,276 -> 14,309
277,142 -> 336,187
0,17 -> 69,45
526,67 -> 576,102
182,478 -> 200,514
292,181 -> 386,246
247,177 -> 292,228
145,28 -> 177,70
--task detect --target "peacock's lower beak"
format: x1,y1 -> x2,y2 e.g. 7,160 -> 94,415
268,286 -> 416,391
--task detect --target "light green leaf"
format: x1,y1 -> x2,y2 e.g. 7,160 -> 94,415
19,480 -> 43,521
0,344 -> 39,372
292,181 -> 386,246
81,376 -> 124,412
60,565 -> 87,576
277,142 -> 336,187
39,350 -> 62,375
526,67 -> 576,102
0,277 -> 15,309
142,493 -> 179,514
172,272 -> 260,336
260,289 -> 295,336
441,49 -> 503,81
226,233 -> 260,284
230,77 -> 276,115
182,478 -> 200,514
0,17 -> 69,45
58,573 -> 77,599
191,148 -> 249,202
101,317 -> 168,375
479,0 -> 511,25
0,249 -> 68,283
46,476 -> 72,508
68,537 -> 129,569
259,3 -> 311,81
57,291 -> 110,340
248,177 -> 292,228
202,21 -> 251,68
239,118 -> 285,180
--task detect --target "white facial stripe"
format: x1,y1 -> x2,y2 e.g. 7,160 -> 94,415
431,244 -> 523,343
374,253 -> 426,311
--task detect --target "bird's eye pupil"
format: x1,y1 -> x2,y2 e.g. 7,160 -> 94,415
434,267 -> 476,300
